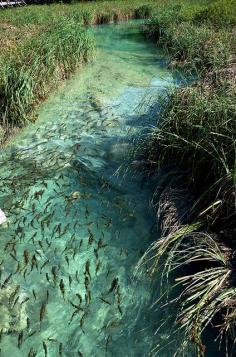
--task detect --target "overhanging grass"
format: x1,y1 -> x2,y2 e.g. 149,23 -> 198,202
138,0 -> 236,354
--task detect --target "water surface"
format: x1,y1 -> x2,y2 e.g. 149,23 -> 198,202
0,22 -> 181,356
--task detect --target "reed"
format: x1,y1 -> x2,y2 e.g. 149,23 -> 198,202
138,0 -> 236,354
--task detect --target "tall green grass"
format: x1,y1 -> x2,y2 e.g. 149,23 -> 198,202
138,0 -> 236,354
0,17 -> 94,140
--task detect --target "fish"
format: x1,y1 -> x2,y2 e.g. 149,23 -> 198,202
59,279 -> 65,300
59,343 -> 63,357
51,266 -> 57,285
31,255 -> 38,272
24,250 -> 29,265
87,229 -> 94,248
46,290 -> 49,304
10,253 -> 18,262
18,331 -> 24,349
8,284 -> 20,306
69,275 -> 73,289
75,270 -> 80,283
107,278 -> 119,294
40,259 -> 49,273
32,289 -> 37,300
98,297 -> 111,305
46,273 -> 50,284
13,296 -> 20,308
95,261 -> 102,275
84,260 -> 91,280
84,276 -> 89,291
1,273 -> 12,289
65,255 -> 70,267
20,297 -> 30,305
26,317 -> 30,330
80,312 -> 87,334
76,293 -> 83,304
39,303 -> 47,328
43,341 -> 48,357
78,351 -> 84,357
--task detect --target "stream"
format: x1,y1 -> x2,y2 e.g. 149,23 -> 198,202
0,22 -> 187,356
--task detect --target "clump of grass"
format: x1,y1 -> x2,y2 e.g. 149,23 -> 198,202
138,0 -> 236,354
0,17 -> 94,134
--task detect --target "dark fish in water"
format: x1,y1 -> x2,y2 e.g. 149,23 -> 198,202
10,253 -> 18,262
46,290 -> 49,304
40,259 -> 49,273
69,275 -> 72,289
59,279 -> 65,300
65,255 -> 70,267
85,260 -> 91,280
76,293 -> 82,304
18,331 -> 24,349
75,270 -> 80,283
46,273 -> 50,284
94,248 -> 98,259
78,351 -> 84,357
95,261 -> 102,275
20,297 -> 29,305
13,295 -> 20,308
59,343 -> 63,357
9,284 -> 20,306
32,289 -> 37,300
80,312 -> 87,334
31,255 -> 38,272
87,229 -> 94,248
24,250 -> 29,265
69,309 -> 80,324
27,317 -> 30,330
40,303 -> 47,328
43,341 -> 48,357
51,266 -> 57,285
107,278 -> 119,294
98,297 -> 111,305
1,273 -> 12,289
26,330 -> 37,340
84,276 -> 89,291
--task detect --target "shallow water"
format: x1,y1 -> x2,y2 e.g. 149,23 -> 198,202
0,22 -> 188,356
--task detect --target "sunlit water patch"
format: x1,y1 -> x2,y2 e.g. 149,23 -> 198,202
0,22 -> 182,356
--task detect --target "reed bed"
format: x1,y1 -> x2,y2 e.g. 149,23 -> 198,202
137,0 -> 236,355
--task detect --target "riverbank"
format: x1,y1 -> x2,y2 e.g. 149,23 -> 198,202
0,0 -> 157,144
138,0 -> 236,355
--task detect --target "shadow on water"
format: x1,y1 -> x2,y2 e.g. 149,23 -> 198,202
0,21 -> 213,357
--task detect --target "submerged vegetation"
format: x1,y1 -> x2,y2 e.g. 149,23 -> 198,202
137,0 -> 236,355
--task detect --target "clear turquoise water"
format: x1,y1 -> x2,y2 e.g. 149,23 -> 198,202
0,22 -> 188,356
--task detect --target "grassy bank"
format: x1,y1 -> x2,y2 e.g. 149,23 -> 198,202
0,0 -> 157,143
137,0 -> 236,355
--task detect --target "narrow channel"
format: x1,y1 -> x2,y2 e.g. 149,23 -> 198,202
0,22 -> 178,356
